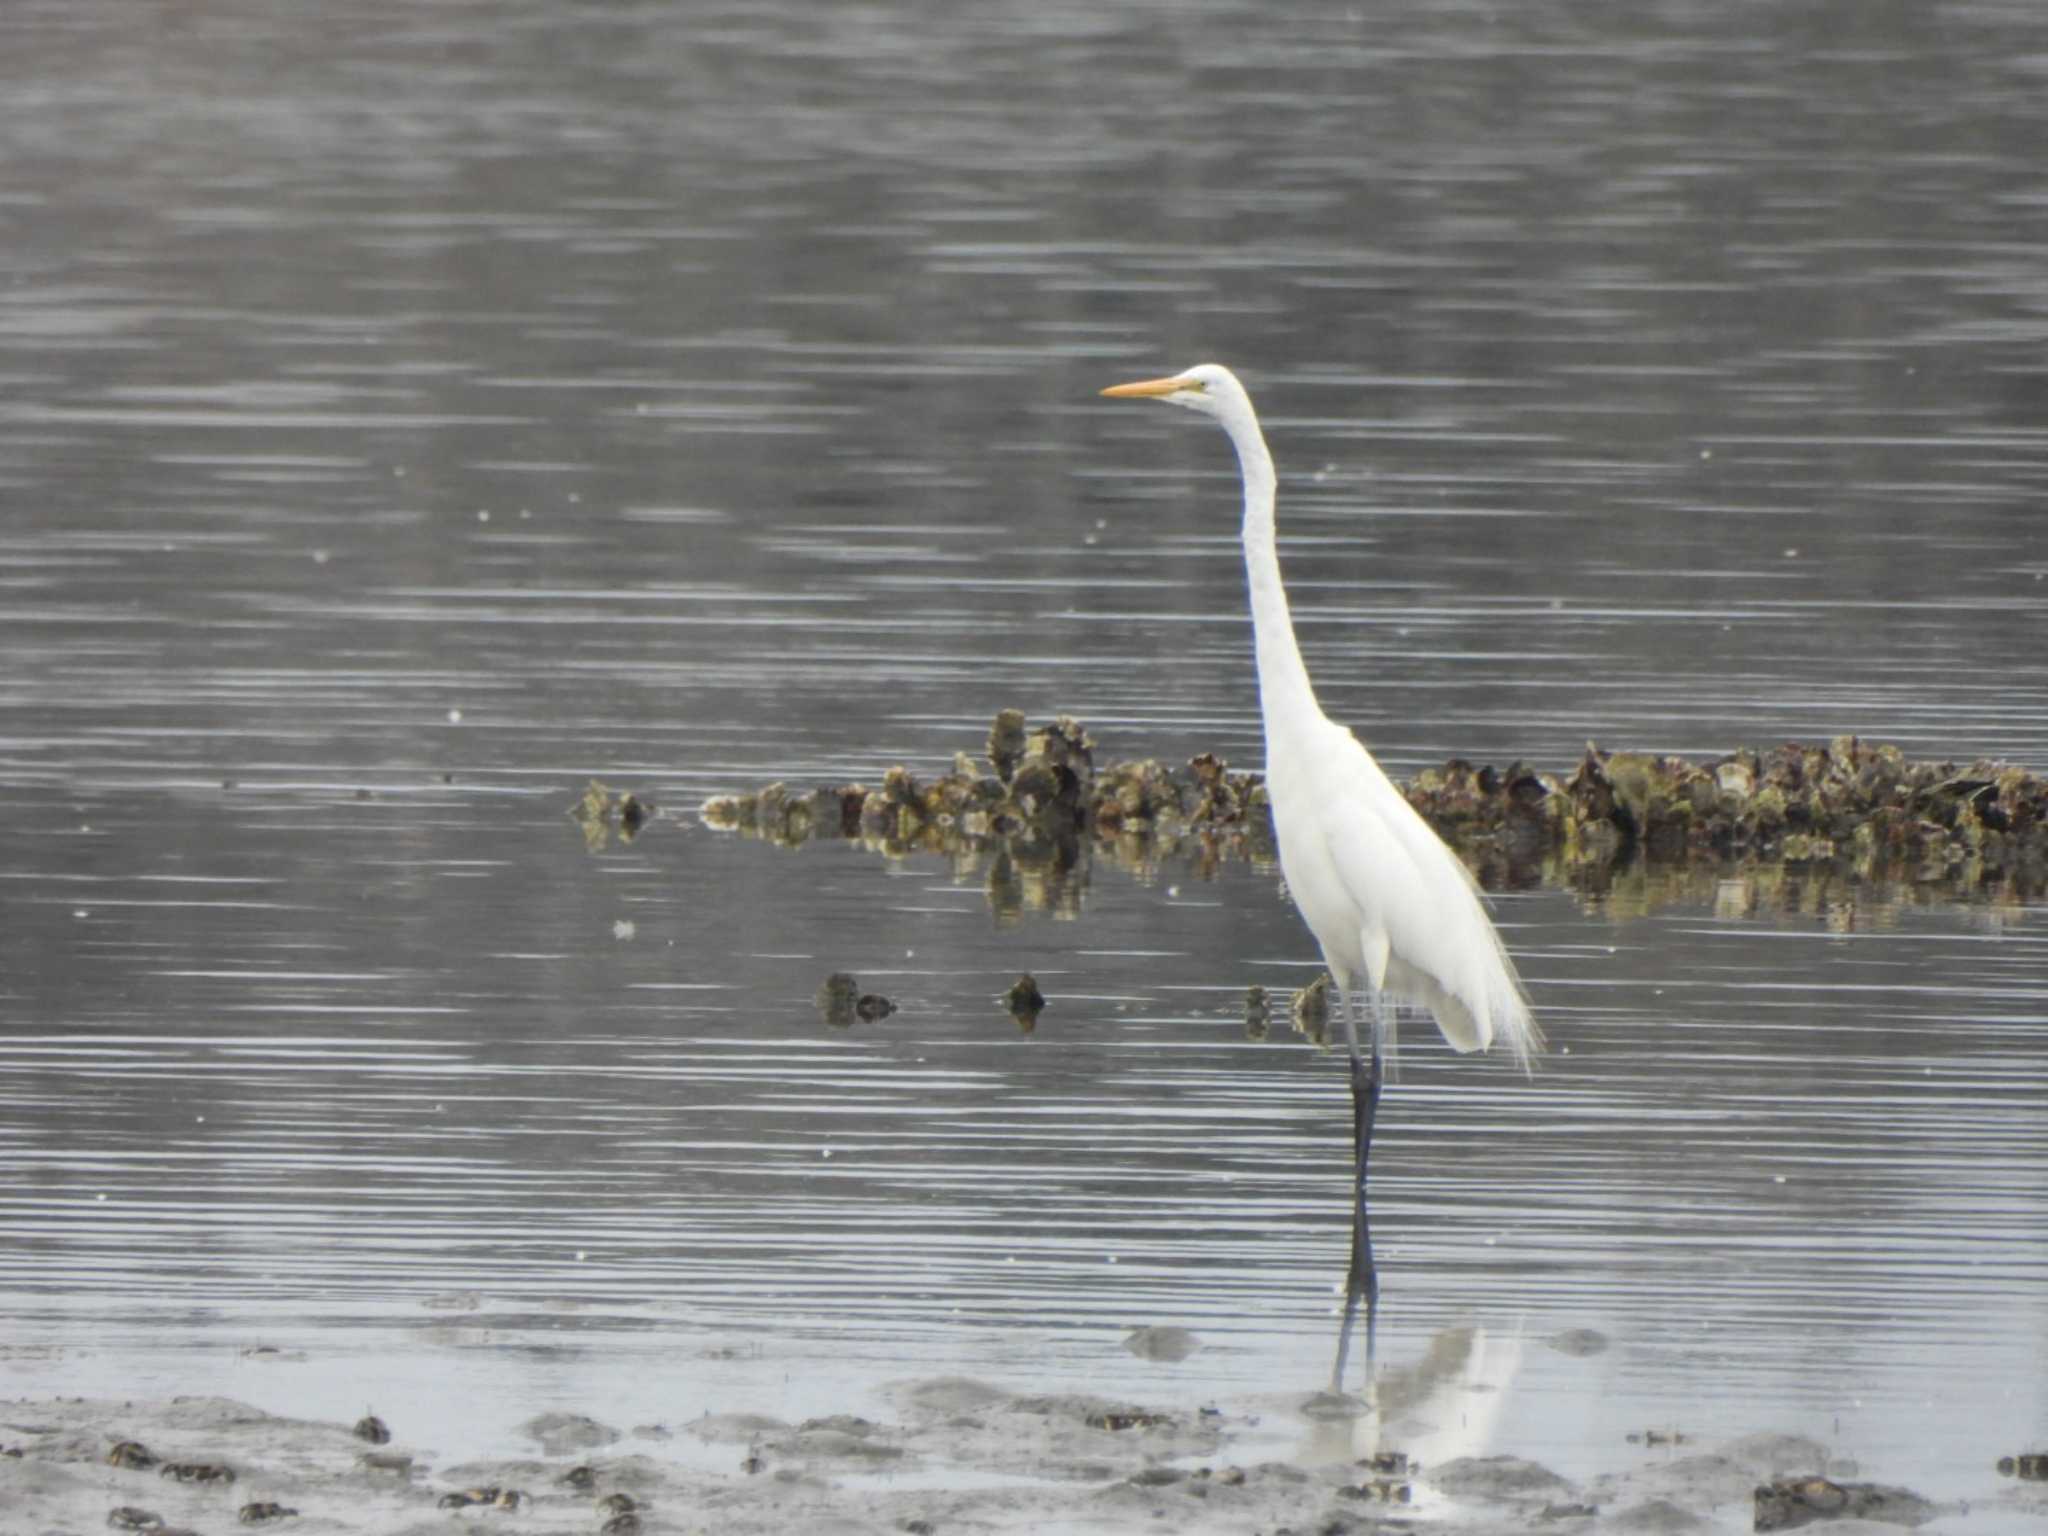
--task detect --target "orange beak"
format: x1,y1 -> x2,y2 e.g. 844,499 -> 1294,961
1101,375 -> 1193,399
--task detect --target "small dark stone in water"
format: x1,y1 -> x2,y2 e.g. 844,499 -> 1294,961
236,1504 -> 297,1526
855,993 -> 896,1022
572,780 -> 659,849
107,1509 -> 163,1531
902,1521 -> 936,1536
1005,974 -> 1046,1028
1244,985 -> 1271,1041
1218,1466 -> 1246,1486
352,1414 -> 390,1445
1535,1502 -> 1600,1522
597,1492 -> 639,1514
815,972 -> 862,1027
559,1464 -> 596,1490
1547,1327 -> 1610,1357
1292,973 -> 1332,1045
601,1515 -> 642,1536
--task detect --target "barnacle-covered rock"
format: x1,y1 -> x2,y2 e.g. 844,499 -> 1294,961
988,707 -> 1029,783
685,712 -> 2047,912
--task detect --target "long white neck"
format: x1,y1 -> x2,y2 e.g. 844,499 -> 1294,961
1216,399 -> 1323,744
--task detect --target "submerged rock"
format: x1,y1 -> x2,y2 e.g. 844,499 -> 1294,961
1753,1475 -> 1939,1531
1122,1326 -> 1201,1362
1243,985 -> 1271,1041
1291,973 -> 1332,1046
1429,1453 -> 1571,1499
518,1411 -> 619,1455
815,972 -> 861,1027
815,973 -> 894,1028
1546,1327 -> 1610,1358
570,780 -> 658,851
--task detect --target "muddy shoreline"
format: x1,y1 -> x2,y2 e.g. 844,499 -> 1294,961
8,1382 -> 2037,1535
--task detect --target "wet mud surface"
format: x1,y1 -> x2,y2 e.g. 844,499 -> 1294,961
6,1386 -> 2038,1536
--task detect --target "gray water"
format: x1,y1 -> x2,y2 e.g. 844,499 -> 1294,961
3,0 -> 2046,1508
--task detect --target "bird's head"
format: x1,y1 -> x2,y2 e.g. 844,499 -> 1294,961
1100,362 -> 1249,421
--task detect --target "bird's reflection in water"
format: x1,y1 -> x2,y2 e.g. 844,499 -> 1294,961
1310,1312 -> 1526,1479
1331,1233 -> 1378,1394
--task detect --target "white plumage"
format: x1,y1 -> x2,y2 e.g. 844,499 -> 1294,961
1103,363 -> 1540,1074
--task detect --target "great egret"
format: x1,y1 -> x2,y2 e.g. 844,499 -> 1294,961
1101,364 -> 1542,1304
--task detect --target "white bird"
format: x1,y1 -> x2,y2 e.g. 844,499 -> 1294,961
1102,363 -> 1542,1301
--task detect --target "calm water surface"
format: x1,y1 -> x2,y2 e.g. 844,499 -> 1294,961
3,0 -> 2046,1510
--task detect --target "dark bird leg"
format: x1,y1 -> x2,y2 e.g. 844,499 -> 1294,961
1329,984 -> 1385,1391
1347,1024 -> 1383,1299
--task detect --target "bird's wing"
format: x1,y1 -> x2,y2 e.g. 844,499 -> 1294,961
1311,728 -> 1537,1063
